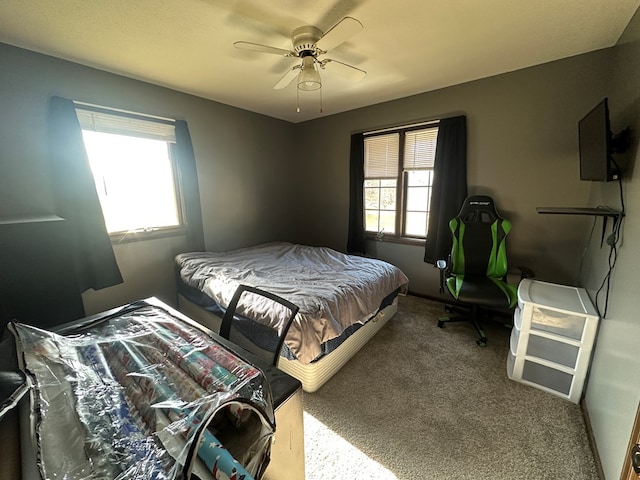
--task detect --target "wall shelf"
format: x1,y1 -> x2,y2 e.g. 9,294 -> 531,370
536,207 -> 624,218
537,206 -> 624,248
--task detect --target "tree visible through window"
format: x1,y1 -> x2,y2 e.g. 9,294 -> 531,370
364,124 -> 438,240
76,106 -> 184,239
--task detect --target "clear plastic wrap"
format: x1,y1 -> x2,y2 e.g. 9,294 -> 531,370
11,301 -> 275,480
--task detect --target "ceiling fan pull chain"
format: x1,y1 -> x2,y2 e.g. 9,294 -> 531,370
297,88 -> 300,113
320,87 -> 323,114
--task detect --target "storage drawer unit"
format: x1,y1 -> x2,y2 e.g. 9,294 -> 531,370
507,279 -> 599,403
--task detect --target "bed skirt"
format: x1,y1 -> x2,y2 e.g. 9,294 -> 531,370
177,294 -> 398,393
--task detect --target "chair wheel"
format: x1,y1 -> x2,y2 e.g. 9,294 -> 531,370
476,338 -> 487,347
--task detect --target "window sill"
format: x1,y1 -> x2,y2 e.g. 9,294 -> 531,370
110,227 -> 187,244
365,235 -> 426,247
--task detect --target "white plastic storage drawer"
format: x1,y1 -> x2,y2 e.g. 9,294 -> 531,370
521,359 -> 574,396
530,306 -> 586,340
513,306 -> 522,330
526,334 -> 580,368
511,327 -> 580,369
518,279 -> 597,315
510,326 -> 520,356
518,279 -> 598,340
507,351 -> 516,379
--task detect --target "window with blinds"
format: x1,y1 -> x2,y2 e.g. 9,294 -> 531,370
364,133 -> 399,235
364,124 -> 439,240
76,108 -> 176,142
75,105 -> 185,239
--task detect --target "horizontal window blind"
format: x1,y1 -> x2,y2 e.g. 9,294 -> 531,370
364,133 -> 399,178
75,108 -> 176,143
404,128 -> 438,169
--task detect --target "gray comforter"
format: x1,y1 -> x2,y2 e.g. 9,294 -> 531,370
176,242 -> 409,364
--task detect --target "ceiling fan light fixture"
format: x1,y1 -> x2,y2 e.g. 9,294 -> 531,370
297,56 -> 321,91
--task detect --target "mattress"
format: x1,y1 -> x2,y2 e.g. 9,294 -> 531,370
178,293 -> 398,393
175,242 -> 409,366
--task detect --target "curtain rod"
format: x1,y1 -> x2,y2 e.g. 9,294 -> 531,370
73,101 -> 176,125
363,119 -> 439,136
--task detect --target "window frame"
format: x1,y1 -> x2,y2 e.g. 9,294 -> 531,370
75,104 -> 187,243
363,122 -> 439,244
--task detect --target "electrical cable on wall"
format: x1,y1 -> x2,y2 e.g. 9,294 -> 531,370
594,157 -> 625,318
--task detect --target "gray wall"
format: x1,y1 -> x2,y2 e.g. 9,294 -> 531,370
293,50 -> 610,298
0,43 -> 296,314
581,7 -> 640,479
1,18 -> 638,477
290,20 -> 638,478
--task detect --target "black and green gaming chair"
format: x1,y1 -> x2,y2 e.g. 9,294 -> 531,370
437,195 -> 520,346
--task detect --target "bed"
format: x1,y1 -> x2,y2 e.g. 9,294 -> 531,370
175,242 -> 409,393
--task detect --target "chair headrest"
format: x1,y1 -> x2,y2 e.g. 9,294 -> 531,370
457,195 -> 502,224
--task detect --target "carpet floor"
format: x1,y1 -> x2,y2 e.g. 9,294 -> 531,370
302,294 -> 600,479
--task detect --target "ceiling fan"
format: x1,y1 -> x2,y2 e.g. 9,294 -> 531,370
233,16 -> 366,92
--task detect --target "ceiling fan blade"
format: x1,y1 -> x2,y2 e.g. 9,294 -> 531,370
274,65 -> 301,89
316,17 -> 363,51
322,58 -> 366,82
234,41 -> 294,56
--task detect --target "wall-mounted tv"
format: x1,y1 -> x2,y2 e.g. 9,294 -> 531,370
578,98 -> 619,182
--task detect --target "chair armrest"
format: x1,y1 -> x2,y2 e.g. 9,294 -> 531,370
436,259 -> 449,294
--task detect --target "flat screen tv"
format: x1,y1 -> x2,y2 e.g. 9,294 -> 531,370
578,98 -> 619,181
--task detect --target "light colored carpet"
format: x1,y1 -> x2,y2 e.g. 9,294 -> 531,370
303,294 -> 600,480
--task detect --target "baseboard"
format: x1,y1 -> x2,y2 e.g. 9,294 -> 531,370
405,290 -> 448,304
580,397 -> 606,480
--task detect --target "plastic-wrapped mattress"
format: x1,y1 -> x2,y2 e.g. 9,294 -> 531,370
10,300 -> 275,480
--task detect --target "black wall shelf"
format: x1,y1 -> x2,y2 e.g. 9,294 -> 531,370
536,207 -> 624,218
537,207 -> 624,248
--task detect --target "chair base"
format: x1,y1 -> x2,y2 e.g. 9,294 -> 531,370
437,304 -> 493,347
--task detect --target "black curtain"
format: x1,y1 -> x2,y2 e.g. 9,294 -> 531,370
347,133 -> 366,254
424,115 -> 468,264
173,120 -> 205,252
48,96 -> 123,291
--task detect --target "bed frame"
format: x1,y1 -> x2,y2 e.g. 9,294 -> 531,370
178,293 -> 398,393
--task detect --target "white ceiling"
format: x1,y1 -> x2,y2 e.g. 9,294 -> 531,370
0,0 -> 638,123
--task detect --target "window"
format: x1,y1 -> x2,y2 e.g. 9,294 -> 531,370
76,106 -> 184,239
364,124 -> 438,241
